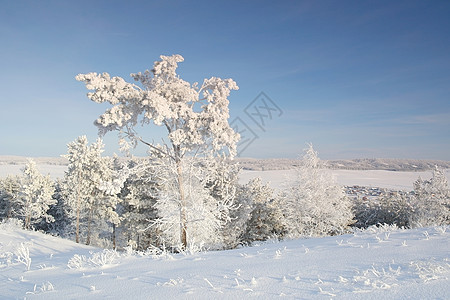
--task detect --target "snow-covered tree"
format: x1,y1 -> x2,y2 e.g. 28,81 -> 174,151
281,144 -> 354,237
41,179 -> 70,236
116,158 -> 160,250
240,178 -> 286,245
0,175 -> 21,221
61,136 -> 123,246
203,156 -> 243,248
150,156 -> 235,250
76,54 -> 239,249
411,166 -> 449,226
61,136 -> 94,243
222,183 -> 254,249
17,159 -> 55,229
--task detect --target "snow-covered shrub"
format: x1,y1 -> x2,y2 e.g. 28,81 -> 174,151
0,250 -> 14,268
0,218 -> 24,231
67,249 -> 120,269
281,144 -> 354,238
353,192 -> 414,229
353,223 -> 402,235
352,263 -> 401,292
26,281 -> 55,295
411,258 -> 450,283
410,167 -> 450,227
142,244 -> 175,260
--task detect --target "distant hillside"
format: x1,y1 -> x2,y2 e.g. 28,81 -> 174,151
1,156 -> 449,171
0,156 -> 68,166
235,157 -> 450,171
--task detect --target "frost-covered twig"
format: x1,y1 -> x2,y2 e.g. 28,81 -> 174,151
26,282 -> 55,295
15,243 -> 31,271
319,287 -> 336,297
67,249 -> 120,269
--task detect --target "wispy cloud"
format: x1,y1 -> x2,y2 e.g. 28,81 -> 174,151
394,113 -> 450,126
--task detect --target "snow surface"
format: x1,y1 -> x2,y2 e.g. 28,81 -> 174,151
239,169 -> 450,191
0,164 -> 67,180
0,222 -> 448,299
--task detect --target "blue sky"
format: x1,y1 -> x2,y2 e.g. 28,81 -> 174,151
1,0 -> 449,160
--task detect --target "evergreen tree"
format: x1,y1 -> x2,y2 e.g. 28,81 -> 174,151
240,178 -> 286,244
412,166 -> 450,226
0,175 -> 21,221
117,158 -> 159,250
18,159 -> 55,229
61,136 -> 122,246
282,144 -> 354,237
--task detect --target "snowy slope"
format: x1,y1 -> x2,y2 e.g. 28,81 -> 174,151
1,221 -> 448,299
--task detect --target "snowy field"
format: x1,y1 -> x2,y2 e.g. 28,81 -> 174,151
0,221 -> 448,299
2,163 -> 449,191
0,164 -> 67,180
240,169 -> 450,191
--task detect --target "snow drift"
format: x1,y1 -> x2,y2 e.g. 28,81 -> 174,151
1,221 -> 448,299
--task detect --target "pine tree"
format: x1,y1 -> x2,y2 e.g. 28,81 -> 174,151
240,178 -> 286,244
282,144 -> 354,237
62,136 -> 122,246
117,158 -> 160,250
41,179 -> 71,236
17,159 -> 55,229
0,175 -> 21,221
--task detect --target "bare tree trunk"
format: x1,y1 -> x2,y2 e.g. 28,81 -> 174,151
112,223 -> 116,250
6,196 -> 12,220
25,197 -> 31,229
25,214 -> 31,230
86,203 -> 94,245
76,206 -> 80,243
6,181 -> 13,219
176,159 -> 187,249
76,172 -> 81,244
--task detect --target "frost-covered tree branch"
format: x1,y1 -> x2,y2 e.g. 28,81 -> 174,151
76,54 -> 239,159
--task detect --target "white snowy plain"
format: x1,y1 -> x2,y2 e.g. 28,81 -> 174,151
239,169 -> 450,191
0,222 -> 449,299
